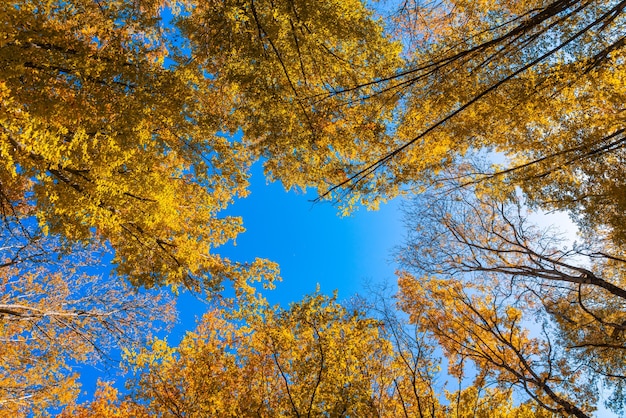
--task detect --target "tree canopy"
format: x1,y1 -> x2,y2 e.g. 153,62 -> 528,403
326,0 -> 625,236
2,0 -> 625,415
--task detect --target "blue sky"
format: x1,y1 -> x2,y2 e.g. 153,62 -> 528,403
225,163 -> 404,301
174,161 -> 406,337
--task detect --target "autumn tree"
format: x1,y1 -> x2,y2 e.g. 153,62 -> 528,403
1,0 -> 402,295
445,386 -> 559,418
348,285 -> 443,417
0,220 -> 175,415
397,183 -> 626,414
398,271 -> 596,418
174,0 -> 404,210
59,382 -> 151,418
106,292 -> 392,417
64,288 -> 571,417
321,0 -> 625,243
353,284 -> 561,418
312,1 -> 626,414
1,0 -> 259,291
